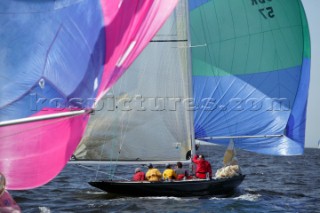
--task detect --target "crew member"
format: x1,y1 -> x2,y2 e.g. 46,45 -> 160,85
145,164 -> 162,182
132,167 -> 145,181
162,164 -> 177,181
192,155 -> 212,179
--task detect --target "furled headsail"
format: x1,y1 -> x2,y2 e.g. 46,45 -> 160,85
190,0 -> 310,155
0,0 -> 178,190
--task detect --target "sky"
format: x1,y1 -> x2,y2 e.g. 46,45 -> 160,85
302,0 -> 320,148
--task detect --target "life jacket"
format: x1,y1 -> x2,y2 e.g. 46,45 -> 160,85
162,169 -> 177,180
146,168 -> 162,182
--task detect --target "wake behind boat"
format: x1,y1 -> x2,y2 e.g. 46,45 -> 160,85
89,174 -> 245,197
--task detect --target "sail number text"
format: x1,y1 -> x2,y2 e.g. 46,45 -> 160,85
251,0 -> 275,19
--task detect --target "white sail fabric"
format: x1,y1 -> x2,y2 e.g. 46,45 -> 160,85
223,140 -> 237,166
75,1 -> 192,161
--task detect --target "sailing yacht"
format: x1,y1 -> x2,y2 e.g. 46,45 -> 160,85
76,0 -> 310,197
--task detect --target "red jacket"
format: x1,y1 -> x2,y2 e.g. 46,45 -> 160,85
192,155 -> 212,179
132,171 -> 145,181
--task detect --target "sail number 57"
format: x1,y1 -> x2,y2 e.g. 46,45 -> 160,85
259,7 -> 275,19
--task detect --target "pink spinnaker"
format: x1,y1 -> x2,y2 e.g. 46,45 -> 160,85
0,0 -> 178,190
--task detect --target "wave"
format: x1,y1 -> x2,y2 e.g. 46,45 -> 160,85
39,207 -> 51,213
245,188 -> 308,199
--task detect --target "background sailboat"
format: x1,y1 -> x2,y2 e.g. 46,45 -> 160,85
0,0 -> 178,190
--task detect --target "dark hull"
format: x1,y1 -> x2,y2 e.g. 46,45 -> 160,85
89,175 -> 245,197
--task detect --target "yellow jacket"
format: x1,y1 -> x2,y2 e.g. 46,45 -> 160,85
162,168 -> 177,180
146,168 -> 162,182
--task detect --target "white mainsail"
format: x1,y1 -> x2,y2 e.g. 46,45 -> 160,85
74,0 -> 193,162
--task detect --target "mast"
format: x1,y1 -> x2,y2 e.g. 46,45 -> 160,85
185,0 -> 196,158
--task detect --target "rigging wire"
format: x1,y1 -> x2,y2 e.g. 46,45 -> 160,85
77,164 -> 130,181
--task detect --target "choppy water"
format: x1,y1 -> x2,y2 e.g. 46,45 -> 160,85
11,146 -> 320,212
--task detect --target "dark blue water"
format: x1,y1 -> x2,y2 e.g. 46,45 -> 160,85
11,146 -> 320,212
